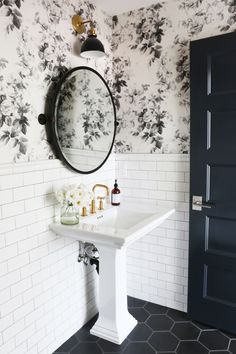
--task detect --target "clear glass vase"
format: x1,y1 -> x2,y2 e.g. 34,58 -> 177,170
60,204 -> 79,225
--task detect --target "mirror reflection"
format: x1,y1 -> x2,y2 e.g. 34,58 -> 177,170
54,67 -> 115,173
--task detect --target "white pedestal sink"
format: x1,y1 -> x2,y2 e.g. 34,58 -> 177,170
50,203 -> 174,344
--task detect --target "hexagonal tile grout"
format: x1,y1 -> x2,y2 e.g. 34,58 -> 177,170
53,296 -> 236,354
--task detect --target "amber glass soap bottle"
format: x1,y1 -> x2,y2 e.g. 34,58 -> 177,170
111,179 -> 121,206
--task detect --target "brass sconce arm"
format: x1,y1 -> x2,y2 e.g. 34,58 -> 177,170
72,15 -> 96,36
71,13 -> 105,58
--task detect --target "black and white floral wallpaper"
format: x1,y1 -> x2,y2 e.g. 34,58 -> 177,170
0,0 -> 113,163
112,0 -> 236,154
0,0 -> 235,162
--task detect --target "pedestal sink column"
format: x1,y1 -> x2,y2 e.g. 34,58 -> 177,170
90,244 -> 137,344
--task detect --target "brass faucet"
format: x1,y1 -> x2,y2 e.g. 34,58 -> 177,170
91,184 -> 110,213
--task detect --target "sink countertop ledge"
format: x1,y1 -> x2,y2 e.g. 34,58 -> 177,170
50,203 -> 175,249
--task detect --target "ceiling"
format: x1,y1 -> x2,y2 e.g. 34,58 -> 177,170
91,0 -> 157,15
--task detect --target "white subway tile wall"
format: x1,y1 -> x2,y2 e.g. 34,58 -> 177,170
0,157 -> 115,354
0,153 -> 189,353
116,154 -> 190,313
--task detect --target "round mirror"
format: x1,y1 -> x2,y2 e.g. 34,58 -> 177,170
52,66 -> 116,174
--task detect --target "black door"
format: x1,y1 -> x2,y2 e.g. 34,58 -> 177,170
189,32 -> 236,333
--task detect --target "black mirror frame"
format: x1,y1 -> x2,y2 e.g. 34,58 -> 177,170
51,66 -> 117,175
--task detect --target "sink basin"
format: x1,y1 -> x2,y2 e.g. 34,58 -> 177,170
84,206 -> 147,228
51,203 -> 174,249
50,203 -> 175,345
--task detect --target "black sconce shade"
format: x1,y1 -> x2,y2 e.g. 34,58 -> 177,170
80,35 -> 105,58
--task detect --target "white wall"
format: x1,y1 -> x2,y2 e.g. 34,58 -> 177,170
0,157 -> 115,354
118,154 -> 190,312
0,152 -> 190,353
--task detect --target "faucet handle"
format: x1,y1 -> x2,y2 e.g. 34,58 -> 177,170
81,206 -> 87,217
90,199 -> 96,214
97,196 -> 105,210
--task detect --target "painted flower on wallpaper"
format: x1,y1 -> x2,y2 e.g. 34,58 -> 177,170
0,31 -> 37,158
178,0 -> 203,11
220,0 -> 236,32
35,13 -> 71,86
155,55 -> 176,92
178,0 -> 224,37
128,3 -> 166,66
114,140 -> 132,153
0,75 -> 31,157
111,56 -> 130,112
0,0 -> 24,32
41,0 -> 72,24
175,116 -> 190,154
174,36 -> 190,96
0,24 -> 40,159
127,85 -> 166,152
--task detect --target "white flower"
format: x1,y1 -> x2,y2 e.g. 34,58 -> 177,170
65,188 -> 78,205
55,184 -> 94,208
55,189 -> 65,204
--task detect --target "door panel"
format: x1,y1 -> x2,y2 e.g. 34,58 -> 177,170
210,52 -> 236,93
204,265 -> 236,306
206,216 -> 236,256
189,32 -> 236,333
209,111 -> 236,154
209,165 -> 236,203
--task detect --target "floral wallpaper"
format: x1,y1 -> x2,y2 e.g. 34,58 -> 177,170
0,0 -> 113,164
0,0 -> 236,163
112,0 -> 236,154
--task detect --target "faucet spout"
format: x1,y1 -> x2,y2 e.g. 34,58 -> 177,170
91,184 -> 110,212
92,184 -> 109,196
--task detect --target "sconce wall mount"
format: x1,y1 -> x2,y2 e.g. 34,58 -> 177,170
72,14 -> 105,59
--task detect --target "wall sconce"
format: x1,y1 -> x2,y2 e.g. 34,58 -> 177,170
72,15 -> 105,59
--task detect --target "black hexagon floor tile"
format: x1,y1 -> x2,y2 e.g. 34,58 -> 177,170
55,335 -> 78,352
167,308 -> 189,322
75,326 -> 99,342
128,307 -> 150,322
229,339 -> 236,353
146,314 -> 173,331
123,342 -> 155,354
148,331 -> 179,352
128,323 -> 152,341
70,342 -> 103,354
177,341 -> 208,354
171,322 -> 200,340
192,320 -> 212,330
97,338 -> 129,353
54,296 -> 236,354
199,330 -> 229,350
144,302 -> 168,314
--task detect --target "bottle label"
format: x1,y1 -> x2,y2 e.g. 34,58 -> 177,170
112,194 -> 121,204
